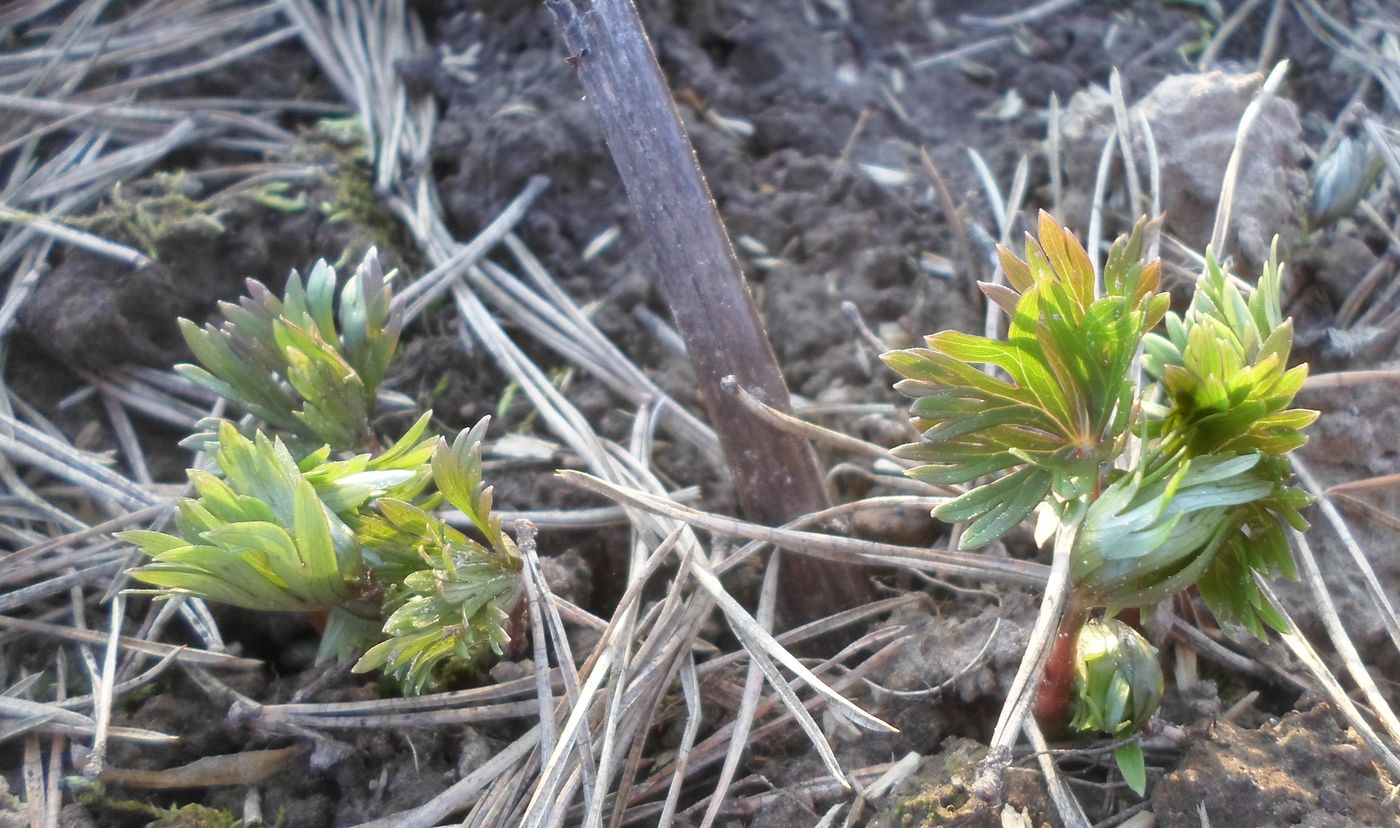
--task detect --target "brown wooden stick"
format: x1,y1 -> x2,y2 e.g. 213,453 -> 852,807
544,0 -> 871,619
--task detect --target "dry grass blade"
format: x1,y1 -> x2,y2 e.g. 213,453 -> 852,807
1087,127 -> 1119,285
397,176 -> 551,319
1289,530 -> 1400,744
657,653 -> 702,826
1292,457 -> 1400,652
684,557 -> 895,738
86,372 -> 207,430
1209,61 -> 1290,258
517,521 -> 558,769
0,410 -> 157,509
22,734 -> 44,827
21,119 -> 200,202
960,0 -> 1086,28
521,649 -> 613,827
0,695 -> 176,744
975,522 -> 1077,801
0,615 -> 257,668
469,256 -> 720,462
699,550 -> 782,828
1260,580 -> 1400,779
352,727 -> 541,828
1024,719 -> 1090,828
1200,0 -> 1270,69
521,518 -> 601,822
1109,69 -> 1142,220
724,377 -> 903,464
99,390 -> 151,485
557,469 -> 1049,585
50,650 -> 181,712
84,593 -> 123,778
0,206 -> 150,267
497,235 -> 721,458
242,674 -> 558,725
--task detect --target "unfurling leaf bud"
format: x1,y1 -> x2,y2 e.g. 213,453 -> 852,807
1070,618 -> 1163,795
1069,618 -> 1163,739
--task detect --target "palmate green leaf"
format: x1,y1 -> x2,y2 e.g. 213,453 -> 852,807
293,476 -> 354,597
886,214 -> 1166,548
127,539 -> 315,612
933,466 -> 1052,548
129,556 -> 297,610
353,493 -> 522,695
433,417 -> 505,550
176,327 -> 303,436
276,320 -> 373,450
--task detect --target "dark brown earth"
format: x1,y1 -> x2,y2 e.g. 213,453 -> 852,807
4,0 -> 1399,826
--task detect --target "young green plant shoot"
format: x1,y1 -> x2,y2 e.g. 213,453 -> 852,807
122,249 -> 523,695
885,214 -> 1315,795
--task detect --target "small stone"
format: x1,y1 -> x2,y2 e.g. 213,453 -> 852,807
1062,71 -> 1306,268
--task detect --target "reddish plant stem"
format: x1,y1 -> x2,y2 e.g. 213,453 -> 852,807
1032,595 -> 1089,735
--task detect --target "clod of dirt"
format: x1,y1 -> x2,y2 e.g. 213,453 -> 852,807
873,737 -> 1056,828
1061,71 -> 1306,267
1295,226 -> 1379,311
865,591 -> 1037,750
1151,703 -> 1398,827
851,502 -> 941,547
538,547 -> 593,607
20,255 -> 186,368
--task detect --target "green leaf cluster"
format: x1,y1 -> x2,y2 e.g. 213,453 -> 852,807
887,215 -> 1316,633
177,248 -> 402,450
122,421 -> 364,614
126,415 -> 521,691
1142,243 -> 1317,459
885,213 -> 1169,548
352,423 -> 523,694
125,251 -> 522,694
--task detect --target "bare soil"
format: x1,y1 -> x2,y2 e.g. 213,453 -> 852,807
4,1 -> 1399,826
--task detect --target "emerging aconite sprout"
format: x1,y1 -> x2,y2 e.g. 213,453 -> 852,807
123,249 -> 523,694
885,213 -> 1315,790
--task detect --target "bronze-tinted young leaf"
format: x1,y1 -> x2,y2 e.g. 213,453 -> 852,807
886,215 -> 1167,548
